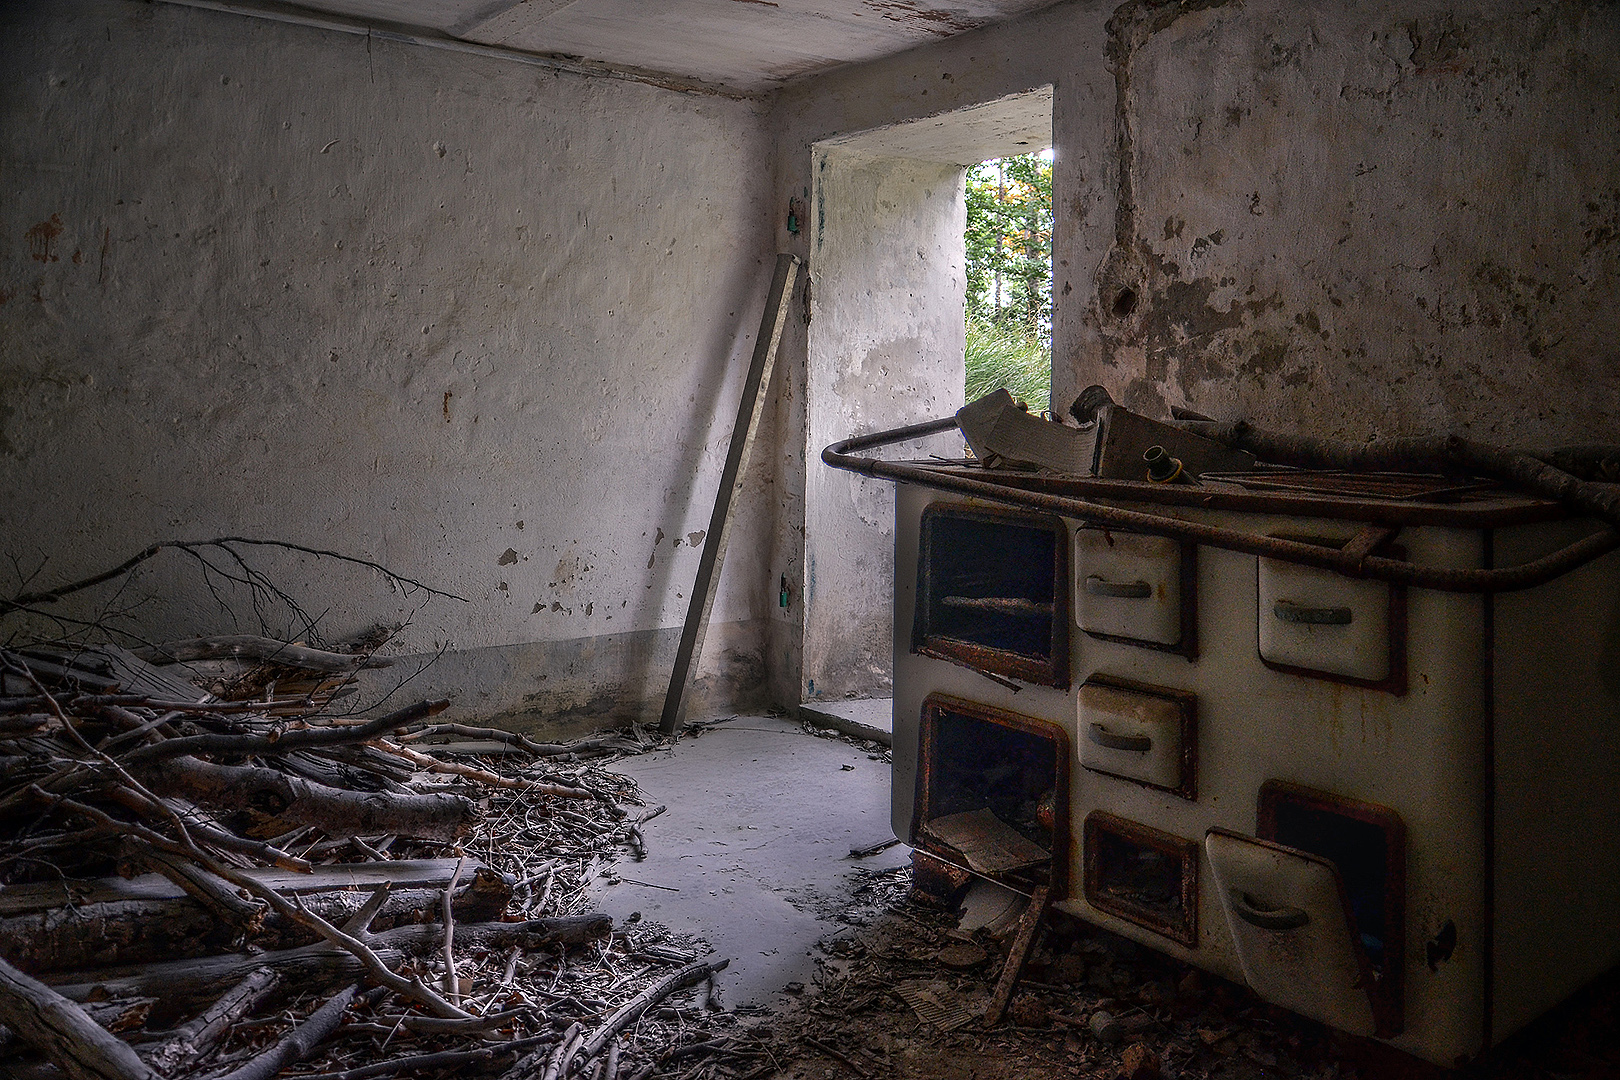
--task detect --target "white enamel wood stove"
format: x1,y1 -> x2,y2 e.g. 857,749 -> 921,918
885,470 -> 1620,1068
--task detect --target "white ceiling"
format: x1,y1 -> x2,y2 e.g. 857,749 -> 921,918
261,0 -> 1069,92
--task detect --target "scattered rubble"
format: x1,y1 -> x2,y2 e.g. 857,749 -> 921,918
758,866 -> 1620,1080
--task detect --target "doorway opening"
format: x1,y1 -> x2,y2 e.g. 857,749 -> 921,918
800,88 -> 1054,739
965,151 -> 1054,409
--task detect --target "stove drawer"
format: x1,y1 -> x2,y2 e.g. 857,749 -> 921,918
1206,828 -> 1381,1036
1077,676 -> 1196,799
1073,528 -> 1188,650
1257,555 -> 1401,687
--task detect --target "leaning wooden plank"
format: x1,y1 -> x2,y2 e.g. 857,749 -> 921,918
131,635 -> 395,672
94,646 -> 213,703
46,916 -> 612,1009
659,253 -> 801,734
0,956 -> 156,1080
134,756 -> 474,840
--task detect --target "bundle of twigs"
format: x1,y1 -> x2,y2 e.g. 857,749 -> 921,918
0,647 -> 732,1080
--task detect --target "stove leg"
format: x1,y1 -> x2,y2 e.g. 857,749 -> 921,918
984,883 -> 1050,1026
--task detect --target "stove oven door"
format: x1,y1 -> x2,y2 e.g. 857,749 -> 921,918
1205,829 -> 1383,1037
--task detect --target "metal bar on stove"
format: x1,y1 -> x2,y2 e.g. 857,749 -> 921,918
823,418 -> 1620,593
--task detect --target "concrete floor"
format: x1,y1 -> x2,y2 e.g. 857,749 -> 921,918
584,715 -> 910,1007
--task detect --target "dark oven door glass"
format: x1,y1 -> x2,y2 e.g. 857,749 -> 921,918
913,503 -> 1069,688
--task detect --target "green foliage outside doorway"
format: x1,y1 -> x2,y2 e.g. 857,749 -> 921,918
964,151 -> 1052,408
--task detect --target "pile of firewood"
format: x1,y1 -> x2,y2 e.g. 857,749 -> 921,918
0,640 -> 729,1080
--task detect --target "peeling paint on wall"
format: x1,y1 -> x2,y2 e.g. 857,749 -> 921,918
1084,0 -> 1620,443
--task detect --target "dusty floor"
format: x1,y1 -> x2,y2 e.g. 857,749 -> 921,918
592,714 -> 1620,1080
583,713 -> 907,1006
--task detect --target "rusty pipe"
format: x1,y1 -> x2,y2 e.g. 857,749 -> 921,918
822,419 -> 1620,593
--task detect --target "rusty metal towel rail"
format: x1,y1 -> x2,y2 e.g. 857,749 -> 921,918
822,418 -> 1620,593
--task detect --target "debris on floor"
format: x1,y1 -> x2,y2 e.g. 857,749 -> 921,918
758,869 -> 1620,1080
0,643 -> 746,1080
2,643 -> 1616,1080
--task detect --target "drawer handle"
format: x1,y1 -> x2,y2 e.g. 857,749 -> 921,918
1085,575 -> 1152,599
1089,723 -> 1152,753
1273,599 -> 1353,625
1230,889 -> 1311,931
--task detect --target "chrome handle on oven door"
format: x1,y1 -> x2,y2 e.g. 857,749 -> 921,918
1085,575 -> 1151,599
1089,723 -> 1152,753
1230,889 -> 1310,930
1273,599 -> 1353,625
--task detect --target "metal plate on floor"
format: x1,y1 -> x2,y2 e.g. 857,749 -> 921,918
893,981 -> 976,1031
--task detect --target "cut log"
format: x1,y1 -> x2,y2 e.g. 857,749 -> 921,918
131,635 -> 395,672
0,956 -> 156,1080
47,916 -> 613,1013
3,858 -> 470,920
1,866 -> 511,975
134,756 -> 474,841
0,859 -> 483,917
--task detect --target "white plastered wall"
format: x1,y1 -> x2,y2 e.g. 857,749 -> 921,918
0,0 -> 778,731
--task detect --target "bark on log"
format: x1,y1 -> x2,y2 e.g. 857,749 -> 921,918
214,983 -> 356,1080
1,868 -> 510,976
47,916 -> 613,1013
1,895 -> 221,977
134,756 -> 474,841
131,636 -> 394,672
0,956 -> 156,1080
0,1000 -> 152,1056
141,966 -> 281,1077
121,699 -> 447,764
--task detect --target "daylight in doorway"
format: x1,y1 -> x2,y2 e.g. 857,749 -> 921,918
964,149 -> 1053,410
